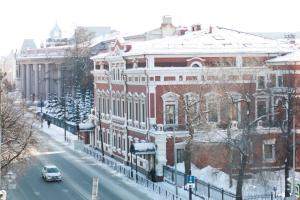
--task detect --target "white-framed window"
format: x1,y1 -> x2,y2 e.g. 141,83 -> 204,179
117,134 -> 121,149
190,61 -> 202,68
184,93 -> 199,123
277,75 -> 283,87
257,76 -> 266,89
117,99 -> 121,117
107,132 -> 110,145
113,99 -> 116,115
141,101 -> 146,122
256,99 -> 267,121
102,97 -> 106,114
176,149 -> 184,163
263,139 -> 276,162
162,92 -> 179,126
226,92 -> 242,123
122,137 -> 126,151
121,99 -> 125,118
205,93 -> 220,123
165,104 -> 175,124
135,101 -> 139,121
113,134 -> 117,147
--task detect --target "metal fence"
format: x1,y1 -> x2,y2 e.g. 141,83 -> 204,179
163,166 -> 283,200
82,145 -> 202,200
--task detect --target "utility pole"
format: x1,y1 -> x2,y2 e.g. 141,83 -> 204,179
98,100 -> 104,162
173,126 -> 178,199
40,96 -> 43,128
292,115 -> 296,199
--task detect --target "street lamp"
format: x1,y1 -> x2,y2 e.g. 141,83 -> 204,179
173,126 -> 178,199
97,110 -> 104,162
0,70 -> 6,188
40,96 -> 43,128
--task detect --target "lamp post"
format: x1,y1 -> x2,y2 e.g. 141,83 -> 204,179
98,110 -> 104,162
0,70 -> 6,189
130,144 -> 134,179
173,126 -> 178,199
40,96 -> 43,128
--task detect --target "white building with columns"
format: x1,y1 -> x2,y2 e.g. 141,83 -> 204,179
16,46 -> 68,103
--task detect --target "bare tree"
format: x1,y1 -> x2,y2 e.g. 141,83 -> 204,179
1,95 -> 36,177
274,68 -> 299,197
63,27 -> 95,94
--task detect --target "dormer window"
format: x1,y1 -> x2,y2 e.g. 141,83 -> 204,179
191,61 -> 202,68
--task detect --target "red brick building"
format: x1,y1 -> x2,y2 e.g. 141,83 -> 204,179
91,25 -> 298,179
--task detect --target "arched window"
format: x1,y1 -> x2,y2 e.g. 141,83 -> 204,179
191,61 -> 202,68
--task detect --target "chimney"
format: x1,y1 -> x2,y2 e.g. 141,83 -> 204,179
209,26 -> 213,33
177,27 -> 188,35
162,15 -> 172,25
192,24 -> 201,31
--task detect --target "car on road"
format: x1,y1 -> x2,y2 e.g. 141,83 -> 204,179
42,165 -> 62,182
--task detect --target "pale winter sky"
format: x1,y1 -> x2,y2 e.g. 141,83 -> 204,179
0,0 -> 299,56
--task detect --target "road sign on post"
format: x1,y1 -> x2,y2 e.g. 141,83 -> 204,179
185,175 -> 196,189
92,177 -> 99,200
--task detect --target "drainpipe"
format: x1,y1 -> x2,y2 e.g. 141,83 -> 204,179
144,69 -> 150,142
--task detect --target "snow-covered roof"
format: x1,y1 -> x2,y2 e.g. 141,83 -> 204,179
124,27 -> 293,56
17,46 -> 71,60
267,50 -> 300,65
79,122 -> 94,130
131,143 -> 156,155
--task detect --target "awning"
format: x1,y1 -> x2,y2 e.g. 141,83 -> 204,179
130,143 -> 156,155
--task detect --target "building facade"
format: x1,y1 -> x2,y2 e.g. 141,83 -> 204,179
91,25 -> 299,179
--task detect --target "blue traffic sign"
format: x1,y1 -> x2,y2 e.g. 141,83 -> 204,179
186,176 -> 195,184
185,176 -> 196,189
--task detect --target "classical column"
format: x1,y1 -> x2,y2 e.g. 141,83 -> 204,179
57,65 -> 62,97
21,64 -> 26,99
26,64 -> 31,102
45,63 -> 50,99
34,64 -> 39,102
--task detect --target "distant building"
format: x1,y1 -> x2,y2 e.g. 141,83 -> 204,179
20,39 -> 36,53
0,51 -> 17,89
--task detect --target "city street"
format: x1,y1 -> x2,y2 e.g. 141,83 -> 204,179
8,129 -> 153,200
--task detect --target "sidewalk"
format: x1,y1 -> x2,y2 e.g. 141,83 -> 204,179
33,120 -> 203,200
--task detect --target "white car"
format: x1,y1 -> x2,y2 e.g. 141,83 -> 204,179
42,165 -> 62,182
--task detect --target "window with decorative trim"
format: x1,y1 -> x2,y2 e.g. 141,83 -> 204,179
113,134 -> 117,147
184,93 -> 199,123
263,139 -> 275,162
205,93 -> 220,123
277,75 -> 283,87
113,99 -> 116,115
141,102 -> 146,122
162,92 -> 179,126
257,99 -> 267,121
257,76 -> 266,89
165,104 -> 175,125
135,102 -> 139,121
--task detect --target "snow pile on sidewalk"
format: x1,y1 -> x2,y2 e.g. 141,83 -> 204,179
175,162 -> 290,196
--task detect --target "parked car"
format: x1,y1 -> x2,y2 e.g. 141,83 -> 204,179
42,165 -> 62,182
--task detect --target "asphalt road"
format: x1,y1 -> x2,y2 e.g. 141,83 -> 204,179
8,129 -> 153,200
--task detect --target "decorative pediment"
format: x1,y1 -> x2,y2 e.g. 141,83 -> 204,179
161,92 -> 180,101
110,38 -> 132,56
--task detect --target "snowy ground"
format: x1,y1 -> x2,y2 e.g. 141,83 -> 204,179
29,106 -> 298,198
174,161 -> 299,197
30,114 -> 201,199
